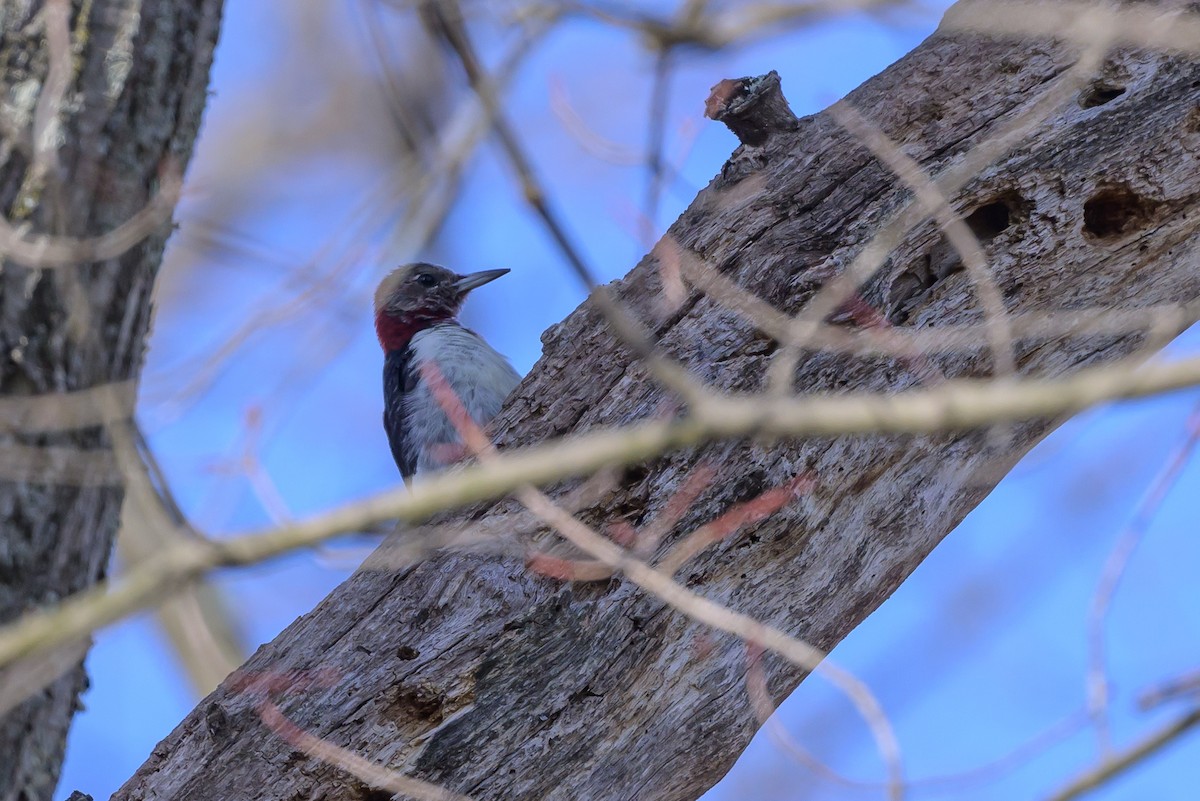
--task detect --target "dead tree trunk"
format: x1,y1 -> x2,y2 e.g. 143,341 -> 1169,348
117,8 -> 1200,801
0,2 -> 222,799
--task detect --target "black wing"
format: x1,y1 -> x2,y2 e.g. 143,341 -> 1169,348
383,348 -> 420,483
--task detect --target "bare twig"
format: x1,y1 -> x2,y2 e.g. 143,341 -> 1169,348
549,78 -> 642,165
1140,668 -> 1200,711
0,444 -> 120,485
642,49 -> 673,249
1085,400 -> 1200,751
748,644 -> 1088,795
420,0 -> 706,404
675,241 -> 1200,363
257,700 -> 474,801
942,1 -> 1200,53
0,163 -> 182,268
29,0 -> 72,212
826,101 -> 1015,380
657,473 -> 814,575
1044,708 -> 1200,801
146,19 -> 549,422
516,483 -> 907,799
0,637 -> 90,718
5,345 -> 1200,673
634,461 -> 715,555
560,0 -> 918,50
117,422 -> 245,695
420,0 -> 597,288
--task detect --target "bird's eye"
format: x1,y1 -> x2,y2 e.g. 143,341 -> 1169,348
415,273 -> 438,287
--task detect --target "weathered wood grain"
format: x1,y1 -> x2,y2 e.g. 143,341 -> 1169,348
116,8 -> 1200,801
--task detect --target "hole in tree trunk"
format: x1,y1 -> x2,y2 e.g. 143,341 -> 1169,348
1079,82 -> 1126,108
964,200 -> 1013,243
1083,185 -> 1161,240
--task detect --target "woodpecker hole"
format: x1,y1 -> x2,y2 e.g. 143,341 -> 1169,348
623,464 -> 650,485
964,199 -> 1014,243
1083,186 -> 1160,240
884,193 -> 1022,325
397,645 -> 420,660
355,786 -> 394,801
1079,81 -> 1126,109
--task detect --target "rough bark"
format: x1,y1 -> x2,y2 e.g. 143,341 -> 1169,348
0,2 -> 222,799
117,9 -> 1200,801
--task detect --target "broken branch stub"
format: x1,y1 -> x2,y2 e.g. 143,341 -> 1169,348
704,70 -> 800,147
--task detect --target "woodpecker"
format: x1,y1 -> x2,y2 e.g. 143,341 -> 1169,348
375,262 -> 521,483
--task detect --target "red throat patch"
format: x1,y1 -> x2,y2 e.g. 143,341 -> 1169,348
375,312 -> 419,352
375,311 -> 454,352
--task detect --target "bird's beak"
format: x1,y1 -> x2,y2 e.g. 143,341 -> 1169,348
453,268 -> 510,295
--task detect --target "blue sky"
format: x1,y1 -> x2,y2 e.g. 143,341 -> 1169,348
56,2 -> 1199,799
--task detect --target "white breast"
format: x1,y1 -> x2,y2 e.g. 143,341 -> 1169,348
406,323 -> 522,478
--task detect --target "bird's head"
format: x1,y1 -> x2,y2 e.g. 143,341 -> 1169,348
374,262 -> 509,352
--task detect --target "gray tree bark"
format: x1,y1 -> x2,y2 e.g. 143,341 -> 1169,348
0,2 -> 222,799
116,7 -> 1200,801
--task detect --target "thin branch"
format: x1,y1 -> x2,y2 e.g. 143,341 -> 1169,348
656,473 -> 814,575
515,483 -> 906,799
29,0 -> 72,215
1044,708 -> 1200,801
4,341 -> 1200,673
1140,668 -> 1200,711
549,78 -> 642,164
420,0 -> 597,288
0,163 -> 181,268
641,48 -> 673,249
558,0 -> 916,50
257,700 -> 473,801
676,243 -> 1200,363
0,637 -> 90,717
941,1 -> 1200,53
634,460 -> 714,555
118,422 -> 245,695
0,444 -> 120,485
826,101 -> 1015,380
1085,400 -> 1200,751
420,0 -> 706,404
355,0 -> 436,156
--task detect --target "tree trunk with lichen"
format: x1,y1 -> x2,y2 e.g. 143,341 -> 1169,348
116,7 -> 1200,801
0,2 -> 222,799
